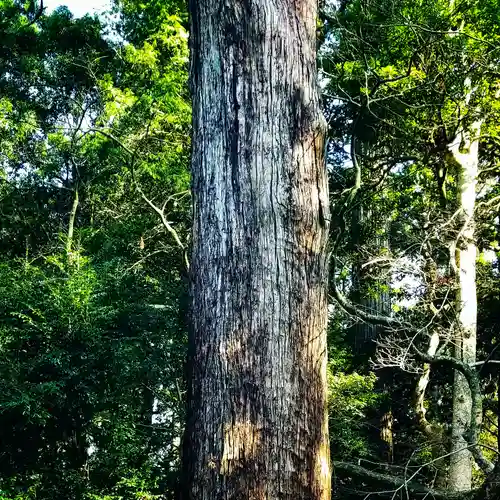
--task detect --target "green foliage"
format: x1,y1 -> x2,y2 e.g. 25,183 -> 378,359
0,250 -> 186,498
328,367 -> 380,459
113,0 -> 188,44
323,0 -> 500,495
327,317 -> 382,460
0,1 -> 190,498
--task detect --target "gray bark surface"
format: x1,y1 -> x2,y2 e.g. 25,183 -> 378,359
184,1 -> 331,498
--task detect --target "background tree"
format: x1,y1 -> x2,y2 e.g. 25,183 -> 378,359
321,0 -> 500,497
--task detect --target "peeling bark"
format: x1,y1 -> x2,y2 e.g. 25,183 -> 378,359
184,1 -> 331,498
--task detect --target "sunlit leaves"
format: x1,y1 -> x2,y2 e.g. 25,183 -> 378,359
0,1 -> 190,498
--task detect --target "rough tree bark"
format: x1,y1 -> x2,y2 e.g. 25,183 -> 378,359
183,1 -> 331,499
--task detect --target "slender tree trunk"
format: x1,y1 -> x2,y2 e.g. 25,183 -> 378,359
414,329 -> 448,488
66,187 -> 79,259
414,330 -> 440,437
350,230 -> 390,359
184,1 -> 331,498
379,410 -> 394,464
448,115 -> 481,492
349,146 -> 390,360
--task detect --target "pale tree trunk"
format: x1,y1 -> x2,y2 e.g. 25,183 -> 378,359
414,330 -> 440,438
184,1 -> 331,499
447,114 -> 481,492
66,187 -> 79,260
66,187 -> 79,339
414,329 -> 449,488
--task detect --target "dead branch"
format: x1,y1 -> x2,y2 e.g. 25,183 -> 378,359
333,460 -> 477,499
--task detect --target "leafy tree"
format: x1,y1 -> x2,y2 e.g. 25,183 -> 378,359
321,0 -> 500,497
0,2 -> 191,499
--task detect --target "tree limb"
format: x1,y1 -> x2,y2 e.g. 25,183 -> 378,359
333,461 -> 478,499
88,127 -> 190,271
413,348 -> 495,475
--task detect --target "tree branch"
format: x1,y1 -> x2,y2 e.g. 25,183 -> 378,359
333,461 -> 477,499
88,127 -> 190,271
27,0 -> 44,26
329,262 -> 399,328
413,348 -> 495,475
132,181 -> 189,271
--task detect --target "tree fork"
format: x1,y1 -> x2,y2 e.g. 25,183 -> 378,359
183,0 -> 331,498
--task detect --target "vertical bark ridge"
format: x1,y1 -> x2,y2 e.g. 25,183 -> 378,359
185,0 -> 330,498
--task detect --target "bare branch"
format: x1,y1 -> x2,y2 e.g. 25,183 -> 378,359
473,360 -> 500,367
125,249 -> 167,274
88,127 -> 190,271
133,181 -> 189,271
413,349 -> 495,475
333,460 -> 477,499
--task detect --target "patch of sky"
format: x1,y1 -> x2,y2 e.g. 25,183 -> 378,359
44,0 -> 111,18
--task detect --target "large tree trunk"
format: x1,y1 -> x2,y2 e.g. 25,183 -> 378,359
183,1 -> 331,499
447,114 -> 481,492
